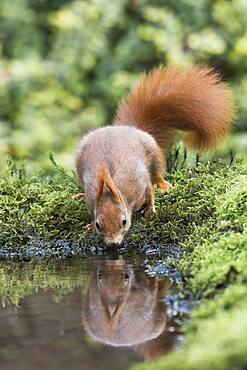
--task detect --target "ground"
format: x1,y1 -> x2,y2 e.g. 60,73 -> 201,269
0,156 -> 246,370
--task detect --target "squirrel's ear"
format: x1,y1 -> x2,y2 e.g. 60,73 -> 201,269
97,166 -> 121,205
105,179 -> 121,205
96,174 -> 105,205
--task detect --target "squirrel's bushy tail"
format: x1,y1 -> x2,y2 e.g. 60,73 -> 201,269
113,66 -> 234,151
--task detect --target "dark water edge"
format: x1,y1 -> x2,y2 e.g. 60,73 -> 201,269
0,248 -> 192,370
0,239 -> 180,262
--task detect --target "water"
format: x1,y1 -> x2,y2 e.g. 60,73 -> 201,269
0,254 -> 186,370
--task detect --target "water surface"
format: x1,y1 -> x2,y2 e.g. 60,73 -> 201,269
0,255 -> 184,370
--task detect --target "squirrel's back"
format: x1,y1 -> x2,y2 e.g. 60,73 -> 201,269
113,66 -> 234,151
75,125 -> 157,213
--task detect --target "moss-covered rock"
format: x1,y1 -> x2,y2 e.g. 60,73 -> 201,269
0,159 -> 245,253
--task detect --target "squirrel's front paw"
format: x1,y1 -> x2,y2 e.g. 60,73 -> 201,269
85,223 -> 94,231
74,192 -> 85,202
144,206 -> 156,218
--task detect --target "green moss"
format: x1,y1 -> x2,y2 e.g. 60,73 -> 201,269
0,161 -> 89,247
189,231 -> 247,297
216,175 -> 247,230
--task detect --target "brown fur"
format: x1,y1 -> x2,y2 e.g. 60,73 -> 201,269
82,259 -> 178,357
114,66 -> 234,151
96,165 -> 121,206
75,66 -> 234,244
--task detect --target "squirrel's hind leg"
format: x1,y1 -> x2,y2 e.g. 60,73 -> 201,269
146,141 -> 172,193
155,174 -> 172,192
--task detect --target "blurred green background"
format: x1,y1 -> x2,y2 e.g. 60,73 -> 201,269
0,0 -> 246,171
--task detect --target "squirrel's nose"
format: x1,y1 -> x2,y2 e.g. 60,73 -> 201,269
104,235 -> 123,246
105,240 -> 120,247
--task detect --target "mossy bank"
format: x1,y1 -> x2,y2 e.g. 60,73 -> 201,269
0,158 -> 247,370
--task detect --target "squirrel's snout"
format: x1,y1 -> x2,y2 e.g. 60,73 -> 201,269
104,235 -> 124,246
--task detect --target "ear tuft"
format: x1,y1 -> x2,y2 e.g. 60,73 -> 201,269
96,165 -> 121,205
96,173 -> 104,205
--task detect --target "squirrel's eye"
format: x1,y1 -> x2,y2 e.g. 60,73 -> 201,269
95,221 -> 101,231
98,270 -> 103,281
124,273 -> 129,285
122,219 -> 127,226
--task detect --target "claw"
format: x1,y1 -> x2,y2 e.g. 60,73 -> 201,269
145,207 -> 156,218
85,223 -> 94,231
74,192 -> 85,202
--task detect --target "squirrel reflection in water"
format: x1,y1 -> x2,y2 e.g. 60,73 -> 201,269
82,258 -> 180,361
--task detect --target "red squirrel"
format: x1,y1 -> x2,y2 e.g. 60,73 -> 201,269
75,66 -> 234,245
